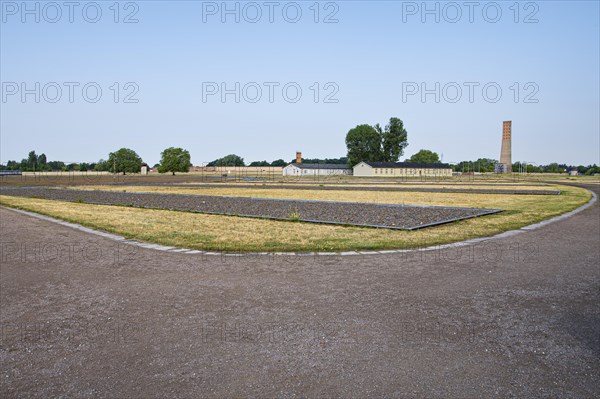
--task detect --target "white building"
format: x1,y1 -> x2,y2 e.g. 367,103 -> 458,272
353,162 -> 453,177
283,163 -> 352,176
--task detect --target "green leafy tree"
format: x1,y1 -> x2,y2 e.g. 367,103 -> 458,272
453,159 -> 499,173
207,154 -> 245,167
291,157 -> 348,165
345,124 -> 383,166
48,161 -> 65,171
37,153 -> 48,166
408,149 -> 441,164
94,159 -> 110,171
107,148 -> 143,174
346,117 -> 409,166
27,150 -> 38,170
585,165 -> 600,175
543,163 -> 563,173
249,161 -> 270,167
157,147 -> 191,175
38,154 -> 51,171
270,159 -> 287,166
381,117 -> 408,162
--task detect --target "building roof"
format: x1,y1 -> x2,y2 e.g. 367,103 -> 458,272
289,163 -> 351,170
361,162 -> 451,169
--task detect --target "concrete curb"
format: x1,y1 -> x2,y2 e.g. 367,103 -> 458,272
1,189 -> 596,257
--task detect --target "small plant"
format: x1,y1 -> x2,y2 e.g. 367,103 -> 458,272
288,208 -> 300,222
74,197 -> 86,203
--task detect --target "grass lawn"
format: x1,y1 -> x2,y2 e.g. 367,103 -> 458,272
0,184 -> 591,252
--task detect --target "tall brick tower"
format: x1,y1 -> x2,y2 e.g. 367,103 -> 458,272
499,121 -> 512,173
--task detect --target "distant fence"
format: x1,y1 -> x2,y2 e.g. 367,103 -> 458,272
189,166 -> 283,173
0,170 -> 22,176
20,171 -> 112,176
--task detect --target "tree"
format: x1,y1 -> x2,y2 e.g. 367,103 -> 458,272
207,154 -> 245,167
345,124 -> 383,166
249,161 -> 270,167
48,161 -> 65,171
543,163 -> 563,173
36,153 -> 51,171
453,158 -> 499,173
107,148 -> 143,174
270,159 -> 287,166
157,147 -> 191,175
381,117 -> 408,162
345,117 -> 409,166
408,149 -> 441,164
28,150 -> 37,170
585,164 -> 600,175
94,159 -> 110,171
290,157 -> 348,165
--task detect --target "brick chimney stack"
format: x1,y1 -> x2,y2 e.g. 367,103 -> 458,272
296,151 -> 302,164
499,121 -> 512,173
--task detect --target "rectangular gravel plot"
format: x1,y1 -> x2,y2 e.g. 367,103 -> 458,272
1,188 -> 503,230
109,183 -> 561,195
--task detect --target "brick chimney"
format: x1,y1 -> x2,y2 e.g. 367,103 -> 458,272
499,121 -> 512,173
296,151 -> 302,164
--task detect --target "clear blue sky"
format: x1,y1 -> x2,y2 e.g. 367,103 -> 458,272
1,0 -> 599,166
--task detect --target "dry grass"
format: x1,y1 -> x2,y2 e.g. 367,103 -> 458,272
0,184 -> 591,252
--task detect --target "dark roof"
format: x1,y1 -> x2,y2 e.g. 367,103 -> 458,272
362,162 -> 451,169
290,163 -> 351,170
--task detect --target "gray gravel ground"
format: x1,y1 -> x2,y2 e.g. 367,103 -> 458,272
0,183 -> 597,398
107,182 -> 561,195
0,187 -> 502,230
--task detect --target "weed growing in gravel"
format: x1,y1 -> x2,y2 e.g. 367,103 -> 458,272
289,208 -> 301,222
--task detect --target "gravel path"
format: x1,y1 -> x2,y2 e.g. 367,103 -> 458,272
105,183 -> 560,195
1,187 -> 502,230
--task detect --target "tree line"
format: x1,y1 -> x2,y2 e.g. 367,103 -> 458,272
206,154 -> 288,167
5,148 -> 597,176
2,150 -> 351,172
452,159 -> 600,175
2,148 -> 192,175
4,120 -> 598,175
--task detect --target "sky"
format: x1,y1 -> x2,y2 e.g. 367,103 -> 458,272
1,0 -> 599,167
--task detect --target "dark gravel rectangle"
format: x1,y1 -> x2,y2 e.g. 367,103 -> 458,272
108,183 -> 561,195
1,187 -> 503,230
